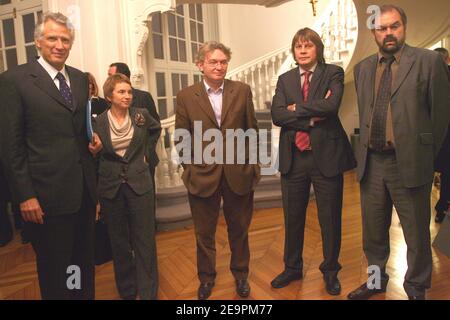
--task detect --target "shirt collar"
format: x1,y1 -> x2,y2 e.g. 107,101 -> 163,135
38,56 -> 69,82
377,44 -> 405,64
299,63 -> 318,75
203,80 -> 224,94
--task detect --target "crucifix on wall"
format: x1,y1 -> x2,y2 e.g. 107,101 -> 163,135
310,0 -> 318,16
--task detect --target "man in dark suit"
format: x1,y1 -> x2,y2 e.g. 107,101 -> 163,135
433,47 -> 450,223
0,78 -> 28,247
175,41 -> 260,300
348,5 -> 449,300
107,62 -> 160,181
270,28 -> 356,296
0,81 -> 13,247
0,12 -> 102,299
0,172 -> 12,248
0,77 -> 12,247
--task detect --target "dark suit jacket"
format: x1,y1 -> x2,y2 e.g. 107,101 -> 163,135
90,96 -> 108,117
354,45 -> 450,187
94,108 -> 161,200
0,60 -> 97,215
131,88 -> 161,168
271,63 -> 356,176
435,125 -> 450,174
0,77 -> 8,202
175,79 -> 261,197
434,65 -> 450,174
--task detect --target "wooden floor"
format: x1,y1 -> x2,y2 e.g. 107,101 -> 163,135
0,171 -> 449,300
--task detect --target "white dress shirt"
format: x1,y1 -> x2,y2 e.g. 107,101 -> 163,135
203,80 -> 224,126
38,56 -> 71,90
299,63 -> 317,88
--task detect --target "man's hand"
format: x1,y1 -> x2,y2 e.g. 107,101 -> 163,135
20,198 -> 45,224
310,90 -> 332,126
88,132 -> 103,156
287,104 -> 296,112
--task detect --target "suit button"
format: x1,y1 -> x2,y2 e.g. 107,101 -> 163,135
366,124 -> 370,128
364,144 -> 367,148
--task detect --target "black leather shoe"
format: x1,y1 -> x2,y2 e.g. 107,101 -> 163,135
198,282 -> 214,300
347,283 -> 386,300
20,230 -> 30,244
271,270 -> 302,289
236,279 -> 250,298
408,294 -> 425,300
324,275 -> 341,296
435,211 -> 445,223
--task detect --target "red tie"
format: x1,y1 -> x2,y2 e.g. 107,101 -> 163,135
295,71 -> 311,151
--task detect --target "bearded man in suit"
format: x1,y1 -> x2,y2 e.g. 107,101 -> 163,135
175,41 -> 260,300
348,5 -> 449,300
0,12 -> 102,299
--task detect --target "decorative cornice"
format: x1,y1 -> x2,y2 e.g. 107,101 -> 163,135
122,0 -> 175,88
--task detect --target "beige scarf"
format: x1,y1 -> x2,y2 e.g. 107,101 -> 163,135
107,109 -> 134,157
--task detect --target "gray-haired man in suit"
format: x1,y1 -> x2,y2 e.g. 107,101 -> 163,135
348,5 -> 449,300
1,12 -> 102,299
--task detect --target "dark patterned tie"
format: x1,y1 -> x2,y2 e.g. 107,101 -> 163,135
370,56 -> 395,151
295,71 -> 312,151
56,72 -> 74,110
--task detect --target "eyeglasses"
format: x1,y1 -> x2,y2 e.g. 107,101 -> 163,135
205,60 -> 229,67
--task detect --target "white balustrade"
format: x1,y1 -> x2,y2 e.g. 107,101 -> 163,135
155,114 -> 184,189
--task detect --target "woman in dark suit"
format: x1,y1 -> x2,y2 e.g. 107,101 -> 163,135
95,74 -> 161,300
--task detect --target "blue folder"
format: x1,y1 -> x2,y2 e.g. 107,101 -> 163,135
86,99 -> 94,143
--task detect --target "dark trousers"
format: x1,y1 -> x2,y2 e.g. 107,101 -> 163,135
0,173 -> 12,244
0,189 -> 12,244
188,175 -> 254,283
435,172 -> 450,212
101,184 -> 158,300
281,149 -> 343,277
360,151 -> 432,296
27,187 -> 95,300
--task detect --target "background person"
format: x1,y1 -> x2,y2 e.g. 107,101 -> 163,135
433,47 -> 450,223
86,72 -> 108,117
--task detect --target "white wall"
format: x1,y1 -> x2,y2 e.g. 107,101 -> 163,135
215,0 -> 361,136
217,0 -> 330,70
339,80 -> 359,137
44,0 -> 124,95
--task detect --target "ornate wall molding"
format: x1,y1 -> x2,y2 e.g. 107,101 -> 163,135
123,0 -> 176,88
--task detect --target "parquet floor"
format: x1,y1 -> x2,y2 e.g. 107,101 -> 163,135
1,171 -> 449,300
